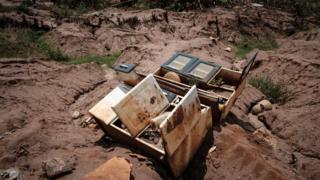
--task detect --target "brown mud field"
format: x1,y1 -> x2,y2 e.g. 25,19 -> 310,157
0,2 -> 320,180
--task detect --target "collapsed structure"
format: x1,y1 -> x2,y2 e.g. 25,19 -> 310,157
89,52 -> 258,177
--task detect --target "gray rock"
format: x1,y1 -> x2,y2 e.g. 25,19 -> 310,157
251,104 -> 263,115
258,99 -> 273,111
72,111 -> 81,119
42,157 -> 77,178
0,168 -> 22,180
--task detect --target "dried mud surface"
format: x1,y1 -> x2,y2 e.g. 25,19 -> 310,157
0,4 -> 320,180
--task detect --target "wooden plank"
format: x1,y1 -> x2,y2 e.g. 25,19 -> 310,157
159,86 -> 202,156
89,85 -> 130,125
112,74 -> 169,137
167,107 -> 212,177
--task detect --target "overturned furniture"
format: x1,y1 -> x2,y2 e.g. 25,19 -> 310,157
89,52 -> 257,177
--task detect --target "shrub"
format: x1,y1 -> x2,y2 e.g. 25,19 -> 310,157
249,75 -> 289,104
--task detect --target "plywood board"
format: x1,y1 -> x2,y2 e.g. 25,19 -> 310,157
89,84 -> 130,125
112,74 -> 169,137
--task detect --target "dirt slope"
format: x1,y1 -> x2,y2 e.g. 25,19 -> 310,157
0,4 -> 320,180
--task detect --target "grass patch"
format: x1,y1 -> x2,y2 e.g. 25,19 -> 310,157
0,0 -> 32,14
249,75 -> 290,104
0,28 -> 120,66
234,39 -> 278,59
0,29 -> 42,58
66,53 -> 121,67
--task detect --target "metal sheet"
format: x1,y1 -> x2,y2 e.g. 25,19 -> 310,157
112,74 -> 169,137
89,84 -> 131,125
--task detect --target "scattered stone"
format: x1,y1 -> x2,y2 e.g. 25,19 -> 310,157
0,168 -> 22,180
208,146 -> 217,153
224,47 -> 232,52
248,113 -> 265,129
42,157 -> 77,178
258,100 -> 273,111
83,157 -> 131,180
72,111 -> 81,119
251,104 -> 263,115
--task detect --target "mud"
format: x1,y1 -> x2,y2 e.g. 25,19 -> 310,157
0,3 -> 320,180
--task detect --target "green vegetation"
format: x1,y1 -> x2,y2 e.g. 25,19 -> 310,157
234,39 -> 278,59
0,0 -> 32,14
249,75 -> 289,104
0,28 -> 120,66
210,78 -> 225,86
65,53 -> 121,67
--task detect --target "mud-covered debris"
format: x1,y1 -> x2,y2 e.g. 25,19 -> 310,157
42,156 -> 77,178
83,157 -> 131,180
0,168 -> 22,180
72,111 -> 81,119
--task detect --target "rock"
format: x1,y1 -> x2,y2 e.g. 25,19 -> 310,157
0,168 -> 22,180
252,127 -> 277,149
251,104 -> 262,115
208,146 -> 217,153
224,47 -> 232,52
258,100 -> 273,111
83,157 -> 131,180
72,111 -> 81,119
248,113 -> 265,129
163,72 -> 181,83
42,157 -> 77,178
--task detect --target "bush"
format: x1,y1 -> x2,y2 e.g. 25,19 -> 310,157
249,75 -> 289,104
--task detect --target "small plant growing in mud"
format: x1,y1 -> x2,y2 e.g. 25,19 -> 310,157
249,75 -> 290,104
210,77 -> 225,86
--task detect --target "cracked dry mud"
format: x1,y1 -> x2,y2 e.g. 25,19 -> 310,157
0,4 -> 320,180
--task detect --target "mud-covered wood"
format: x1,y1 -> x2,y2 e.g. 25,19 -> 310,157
112,74 -> 169,137
160,86 -> 204,155
89,85 -> 129,125
160,86 -> 212,177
